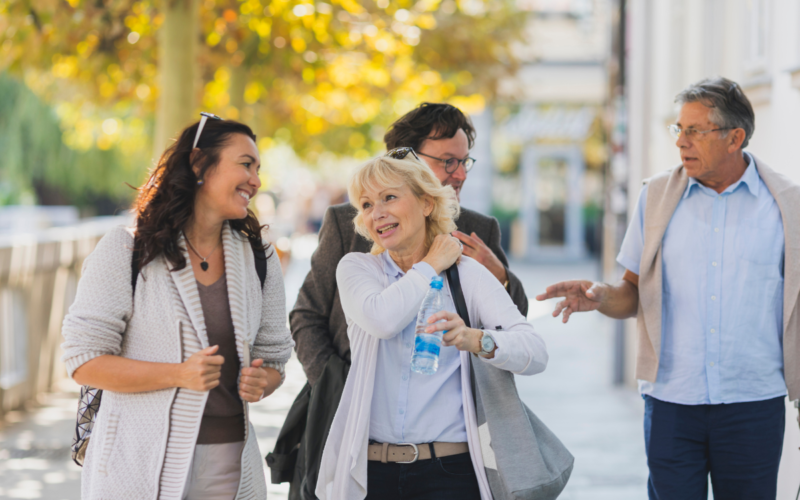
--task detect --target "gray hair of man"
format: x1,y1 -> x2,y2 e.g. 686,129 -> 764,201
674,77 -> 755,149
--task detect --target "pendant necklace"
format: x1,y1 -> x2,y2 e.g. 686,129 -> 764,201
184,233 -> 221,271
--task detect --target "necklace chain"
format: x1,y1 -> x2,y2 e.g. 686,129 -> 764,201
184,233 -> 221,262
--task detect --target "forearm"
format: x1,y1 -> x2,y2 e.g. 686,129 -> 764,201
597,280 -> 639,319
73,355 -> 181,393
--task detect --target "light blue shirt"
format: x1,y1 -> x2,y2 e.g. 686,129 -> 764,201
617,154 -> 786,405
368,252 -> 468,444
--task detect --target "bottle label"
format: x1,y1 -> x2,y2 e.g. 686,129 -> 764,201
415,334 -> 440,356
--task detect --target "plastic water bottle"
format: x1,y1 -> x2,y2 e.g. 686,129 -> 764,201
411,276 -> 446,375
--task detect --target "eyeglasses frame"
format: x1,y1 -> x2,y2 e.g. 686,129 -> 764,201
416,151 -> 475,174
667,124 -> 733,141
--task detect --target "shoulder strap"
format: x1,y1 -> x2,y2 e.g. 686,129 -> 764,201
131,237 -> 141,296
254,245 -> 267,290
445,264 -> 471,328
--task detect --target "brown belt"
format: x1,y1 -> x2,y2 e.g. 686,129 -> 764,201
367,442 -> 469,464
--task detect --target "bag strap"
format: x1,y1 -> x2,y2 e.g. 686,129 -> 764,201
445,264 -> 471,328
131,238 -> 268,296
132,236 -> 141,296
254,246 -> 267,290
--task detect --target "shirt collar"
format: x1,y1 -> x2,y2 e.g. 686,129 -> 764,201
380,251 -> 404,278
682,152 -> 759,199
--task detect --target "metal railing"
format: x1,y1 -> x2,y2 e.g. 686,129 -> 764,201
0,215 -> 132,419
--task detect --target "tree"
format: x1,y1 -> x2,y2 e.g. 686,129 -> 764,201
0,0 -> 526,204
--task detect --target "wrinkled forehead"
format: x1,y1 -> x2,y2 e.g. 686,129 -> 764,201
677,101 -> 715,127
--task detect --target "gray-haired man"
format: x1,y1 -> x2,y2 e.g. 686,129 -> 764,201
537,77 -> 800,499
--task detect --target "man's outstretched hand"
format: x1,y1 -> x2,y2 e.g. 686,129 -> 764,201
535,280 -> 606,323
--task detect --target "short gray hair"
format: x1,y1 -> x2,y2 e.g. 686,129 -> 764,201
675,77 -> 755,148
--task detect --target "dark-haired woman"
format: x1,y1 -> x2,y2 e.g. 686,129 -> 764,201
61,116 -> 293,499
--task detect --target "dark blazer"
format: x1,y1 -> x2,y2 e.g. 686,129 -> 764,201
289,202 -> 529,385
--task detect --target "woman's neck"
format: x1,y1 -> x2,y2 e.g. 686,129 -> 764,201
388,243 -> 428,274
184,209 -> 224,251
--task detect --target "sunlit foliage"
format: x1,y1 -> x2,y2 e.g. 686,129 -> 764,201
0,0 -> 524,205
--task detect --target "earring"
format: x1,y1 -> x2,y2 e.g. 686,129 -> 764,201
197,179 -> 204,185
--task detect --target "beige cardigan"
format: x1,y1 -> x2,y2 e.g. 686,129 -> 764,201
635,155 -> 800,400
61,223 -> 294,499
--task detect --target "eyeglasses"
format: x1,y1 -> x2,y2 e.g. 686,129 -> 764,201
667,124 -> 732,141
192,112 -> 223,149
417,152 -> 475,174
385,147 -> 422,162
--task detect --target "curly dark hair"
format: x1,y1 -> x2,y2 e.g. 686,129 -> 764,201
383,102 -> 476,152
133,118 -> 267,271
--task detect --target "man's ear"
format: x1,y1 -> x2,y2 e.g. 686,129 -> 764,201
727,128 -> 746,153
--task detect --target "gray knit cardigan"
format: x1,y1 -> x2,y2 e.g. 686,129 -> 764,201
61,223 -> 294,499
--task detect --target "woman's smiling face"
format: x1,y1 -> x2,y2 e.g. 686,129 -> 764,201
195,133 -> 261,221
359,181 -> 433,255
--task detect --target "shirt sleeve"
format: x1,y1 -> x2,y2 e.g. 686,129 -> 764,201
616,184 -> 648,276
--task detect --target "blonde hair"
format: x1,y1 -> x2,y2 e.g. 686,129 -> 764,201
348,155 -> 460,255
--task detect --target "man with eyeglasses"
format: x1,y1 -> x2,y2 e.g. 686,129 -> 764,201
272,102 -> 528,499
536,76 -> 800,499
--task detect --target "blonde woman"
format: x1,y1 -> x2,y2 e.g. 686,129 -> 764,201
316,150 -> 548,500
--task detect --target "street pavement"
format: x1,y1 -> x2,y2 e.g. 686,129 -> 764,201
0,247 -> 650,499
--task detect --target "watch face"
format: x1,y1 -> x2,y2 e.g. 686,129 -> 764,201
481,334 -> 494,352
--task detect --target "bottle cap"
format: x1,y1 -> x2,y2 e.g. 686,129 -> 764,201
430,276 -> 443,289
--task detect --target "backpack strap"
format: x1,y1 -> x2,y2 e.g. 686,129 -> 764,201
131,238 -> 268,295
444,264 -> 471,328
132,237 -> 141,297
254,245 -> 267,290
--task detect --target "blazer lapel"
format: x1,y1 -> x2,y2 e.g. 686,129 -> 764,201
751,155 -> 800,330
222,222 -> 252,368
170,233 -> 210,349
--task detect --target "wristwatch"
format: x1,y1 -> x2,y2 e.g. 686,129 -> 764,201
478,331 -> 496,357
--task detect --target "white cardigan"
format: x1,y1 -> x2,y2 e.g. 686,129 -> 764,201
316,254 -> 547,500
61,223 -> 294,500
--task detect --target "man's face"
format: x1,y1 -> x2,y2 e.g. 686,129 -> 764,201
675,102 -> 733,182
417,128 -> 470,200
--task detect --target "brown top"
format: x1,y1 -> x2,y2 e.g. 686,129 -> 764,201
196,273 -> 245,444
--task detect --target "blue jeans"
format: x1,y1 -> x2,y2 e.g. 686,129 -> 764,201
365,451 -> 481,500
643,395 -> 785,500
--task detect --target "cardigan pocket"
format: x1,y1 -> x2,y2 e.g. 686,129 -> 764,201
96,410 -> 120,476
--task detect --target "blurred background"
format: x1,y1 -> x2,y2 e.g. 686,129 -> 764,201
1,0 -> 799,498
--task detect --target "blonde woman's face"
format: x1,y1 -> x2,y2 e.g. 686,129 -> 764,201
358,182 -> 433,254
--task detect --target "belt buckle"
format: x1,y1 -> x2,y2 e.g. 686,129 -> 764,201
396,443 -> 419,464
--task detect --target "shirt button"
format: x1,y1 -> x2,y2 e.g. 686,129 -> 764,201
399,409 -> 404,415
711,295 -> 716,301
402,375 -> 409,381
709,362 -> 715,367
714,228 -> 720,232
712,262 -> 717,267
710,328 -> 716,333
405,343 -> 412,349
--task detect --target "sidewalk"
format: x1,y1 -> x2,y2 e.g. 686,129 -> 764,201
0,255 -> 649,499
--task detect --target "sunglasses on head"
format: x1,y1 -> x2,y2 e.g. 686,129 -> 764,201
192,112 -> 223,149
384,147 -> 421,162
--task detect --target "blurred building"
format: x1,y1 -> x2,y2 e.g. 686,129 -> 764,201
621,1 -> 800,496
461,0 -> 612,262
